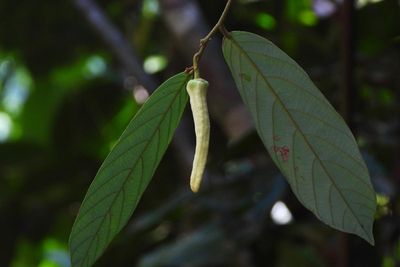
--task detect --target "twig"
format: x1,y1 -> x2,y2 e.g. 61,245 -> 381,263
160,0 -> 252,140
192,0 -> 233,78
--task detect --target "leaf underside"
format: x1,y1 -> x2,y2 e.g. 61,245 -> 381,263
223,31 -> 376,244
69,72 -> 190,267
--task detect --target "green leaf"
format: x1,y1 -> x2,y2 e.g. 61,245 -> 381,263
69,72 -> 190,266
222,31 -> 376,244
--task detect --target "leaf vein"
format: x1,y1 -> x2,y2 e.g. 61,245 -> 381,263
229,36 -> 372,239
70,76 -> 188,266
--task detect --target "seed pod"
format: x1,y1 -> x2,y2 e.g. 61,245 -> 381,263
186,78 -> 210,193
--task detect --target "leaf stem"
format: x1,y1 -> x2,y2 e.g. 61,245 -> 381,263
219,25 -> 231,38
192,0 -> 233,78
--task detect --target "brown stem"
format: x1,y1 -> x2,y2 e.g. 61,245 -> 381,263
219,25 -> 231,38
192,0 -> 233,78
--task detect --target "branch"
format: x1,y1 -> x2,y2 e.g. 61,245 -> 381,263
160,0 -> 253,140
192,0 -> 233,78
73,0 -> 195,182
73,0 -> 158,91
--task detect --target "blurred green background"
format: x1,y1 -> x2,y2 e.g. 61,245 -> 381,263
0,0 -> 399,266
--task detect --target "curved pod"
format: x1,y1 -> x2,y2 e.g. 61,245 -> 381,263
186,78 -> 210,192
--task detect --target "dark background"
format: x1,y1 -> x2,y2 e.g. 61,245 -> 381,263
0,0 -> 399,266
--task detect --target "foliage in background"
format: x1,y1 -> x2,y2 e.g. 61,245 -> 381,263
0,0 -> 399,266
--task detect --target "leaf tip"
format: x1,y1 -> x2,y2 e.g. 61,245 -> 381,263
362,226 -> 375,246
363,235 -> 375,246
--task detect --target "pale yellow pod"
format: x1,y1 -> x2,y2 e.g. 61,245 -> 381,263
186,78 -> 210,193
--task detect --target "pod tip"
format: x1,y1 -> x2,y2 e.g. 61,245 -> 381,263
190,183 -> 200,193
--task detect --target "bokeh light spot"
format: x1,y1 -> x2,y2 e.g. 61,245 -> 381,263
0,112 -> 12,142
85,55 -> 107,77
299,10 -> 318,26
134,85 -> 150,104
255,13 -> 277,30
270,201 -> 293,225
143,55 -> 167,74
